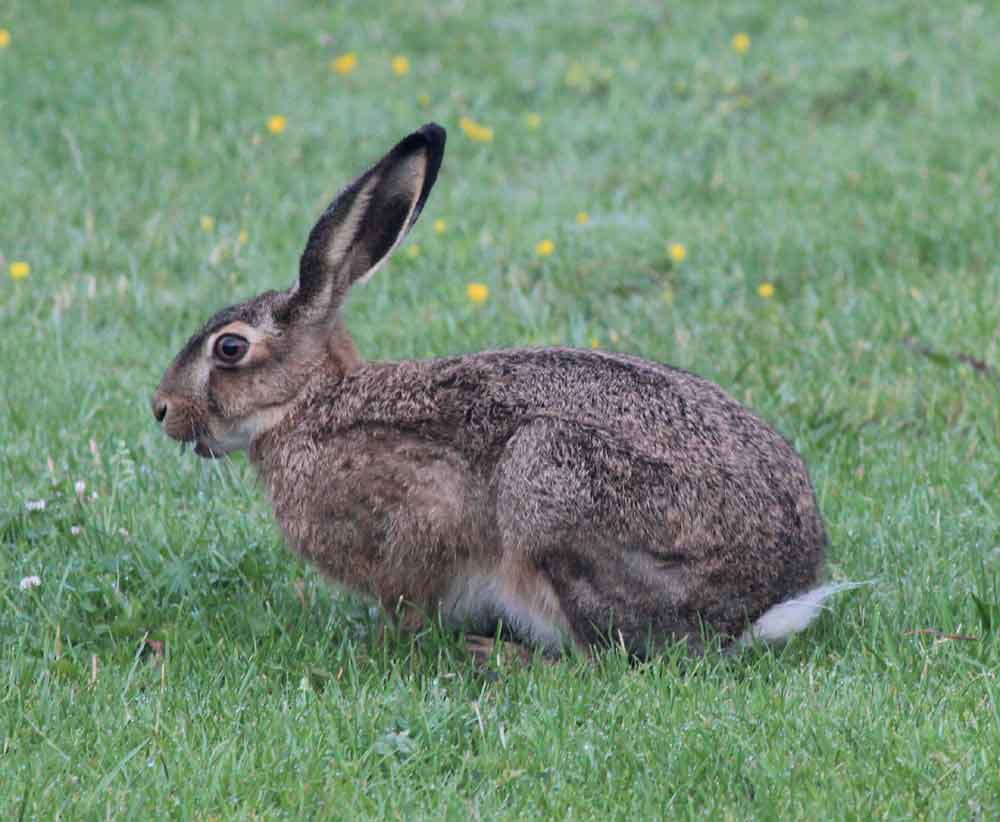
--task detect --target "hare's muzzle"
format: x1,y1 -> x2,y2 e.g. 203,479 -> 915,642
151,388 -> 193,444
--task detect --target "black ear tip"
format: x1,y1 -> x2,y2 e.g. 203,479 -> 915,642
417,122 -> 447,152
391,123 -> 446,169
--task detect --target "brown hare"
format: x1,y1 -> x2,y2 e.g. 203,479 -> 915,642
153,123 -> 849,659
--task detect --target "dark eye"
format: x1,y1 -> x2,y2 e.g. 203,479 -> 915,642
213,334 -> 250,364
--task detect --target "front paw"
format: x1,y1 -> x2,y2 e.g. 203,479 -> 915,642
465,634 -> 548,668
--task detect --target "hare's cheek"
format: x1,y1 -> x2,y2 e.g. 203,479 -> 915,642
206,367 -> 250,419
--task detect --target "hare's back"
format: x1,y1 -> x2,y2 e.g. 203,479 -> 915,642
322,347 -> 806,478
445,347 -> 799,466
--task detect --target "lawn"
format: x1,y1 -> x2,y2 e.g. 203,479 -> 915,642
2,0 -> 999,817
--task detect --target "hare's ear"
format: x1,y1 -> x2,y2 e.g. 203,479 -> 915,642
290,123 -> 446,319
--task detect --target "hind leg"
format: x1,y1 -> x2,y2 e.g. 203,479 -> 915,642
493,419 -> 708,657
530,541 -> 709,657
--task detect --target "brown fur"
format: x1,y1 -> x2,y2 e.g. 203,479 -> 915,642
153,124 -> 828,657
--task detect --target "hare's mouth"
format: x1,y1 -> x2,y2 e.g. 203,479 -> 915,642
193,439 -> 226,459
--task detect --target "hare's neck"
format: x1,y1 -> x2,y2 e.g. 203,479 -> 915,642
328,316 -> 362,372
247,418 -> 292,503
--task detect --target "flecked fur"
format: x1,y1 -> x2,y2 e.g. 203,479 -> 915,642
154,124 -> 829,657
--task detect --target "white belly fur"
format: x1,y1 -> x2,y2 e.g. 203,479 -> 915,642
441,560 -> 574,652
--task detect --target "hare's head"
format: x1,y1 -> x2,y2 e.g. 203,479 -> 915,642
152,123 -> 446,457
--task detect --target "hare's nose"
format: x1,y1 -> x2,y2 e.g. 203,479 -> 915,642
152,396 -> 169,424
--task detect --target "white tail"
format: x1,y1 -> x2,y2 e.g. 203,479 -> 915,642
742,581 -> 867,645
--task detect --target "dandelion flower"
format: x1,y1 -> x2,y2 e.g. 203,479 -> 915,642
417,93 -> 431,107
391,55 -> 410,76
238,230 -> 249,245
731,33 -> 751,54
459,116 -> 494,143
526,112 -> 542,129
406,243 -> 421,258
757,281 -> 775,298
590,337 -> 600,349
19,576 -> 41,591
267,115 -> 287,134
433,218 -> 447,235
9,260 -> 30,280
0,28 -> 10,48
565,61 -> 587,89
467,282 -> 489,304
575,211 -> 590,225
331,52 -> 358,75
535,239 -> 555,257
200,215 -> 215,233
668,243 -> 687,264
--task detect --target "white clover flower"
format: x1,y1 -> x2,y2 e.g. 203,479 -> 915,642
19,575 -> 41,590
75,480 -> 86,497
24,500 -> 46,512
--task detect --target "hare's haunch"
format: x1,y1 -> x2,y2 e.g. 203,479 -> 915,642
154,124 -> 843,657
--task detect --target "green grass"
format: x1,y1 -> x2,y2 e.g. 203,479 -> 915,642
3,0 -> 1000,817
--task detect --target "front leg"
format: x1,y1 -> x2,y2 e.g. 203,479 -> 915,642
383,597 -> 427,633
260,428 -> 491,611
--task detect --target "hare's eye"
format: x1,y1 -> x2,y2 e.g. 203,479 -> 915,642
213,334 -> 250,364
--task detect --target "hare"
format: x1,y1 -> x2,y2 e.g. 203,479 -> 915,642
153,123 -> 846,659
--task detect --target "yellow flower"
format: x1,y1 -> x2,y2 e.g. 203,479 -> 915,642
238,230 -> 249,245
757,281 -> 775,298
459,116 -> 494,143
467,282 -> 489,304
406,243 -> 421,258
731,33 -> 751,54
526,112 -> 542,129
9,260 -> 30,280
417,93 -> 431,107
535,239 -> 555,257
0,28 -> 10,48
668,242 -> 687,263
575,211 -> 590,225
565,61 -> 587,89
590,337 -> 600,349
200,215 -> 215,233
267,115 -> 287,134
433,218 -> 447,235
391,55 -> 410,76
331,52 -> 358,75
